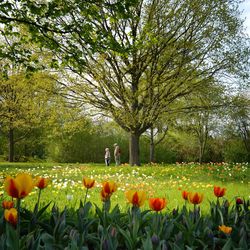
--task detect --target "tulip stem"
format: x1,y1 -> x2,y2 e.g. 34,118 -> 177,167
36,189 -> 42,213
84,188 -> 89,207
193,204 -> 197,223
16,198 -> 21,240
216,197 -> 221,208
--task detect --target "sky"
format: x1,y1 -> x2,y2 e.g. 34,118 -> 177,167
240,0 -> 250,35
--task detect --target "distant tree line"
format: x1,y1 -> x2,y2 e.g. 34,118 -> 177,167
0,111 -> 249,163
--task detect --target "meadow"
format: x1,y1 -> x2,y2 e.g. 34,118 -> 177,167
0,162 -> 249,213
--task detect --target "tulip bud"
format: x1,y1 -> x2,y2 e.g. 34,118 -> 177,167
223,200 -> 230,208
110,227 -> 117,237
236,197 -> 243,205
151,234 -> 160,245
172,208 -> 178,216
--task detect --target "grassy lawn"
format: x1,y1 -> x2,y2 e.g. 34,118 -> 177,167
0,162 -> 249,213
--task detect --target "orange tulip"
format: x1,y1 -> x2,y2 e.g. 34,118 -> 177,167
100,189 -> 110,202
125,190 -> 147,207
100,181 -> 117,201
35,177 -> 49,189
188,192 -> 204,205
182,190 -> 189,201
4,173 -> 34,199
219,225 -> 232,234
214,186 -> 226,198
83,177 -> 95,189
149,198 -> 166,211
4,208 -> 18,226
2,200 -> 14,209
102,181 -> 117,194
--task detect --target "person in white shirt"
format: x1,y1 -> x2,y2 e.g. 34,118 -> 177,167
104,148 -> 111,166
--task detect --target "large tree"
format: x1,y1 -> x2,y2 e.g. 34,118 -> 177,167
0,0 -> 249,165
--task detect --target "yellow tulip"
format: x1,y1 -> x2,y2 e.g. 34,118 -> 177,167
102,181 -> 117,194
4,173 -> 34,199
35,177 -> 49,189
100,181 -> 117,202
83,177 -> 95,189
125,190 -> 147,207
4,208 -> 18,226
219,225 -> 232,234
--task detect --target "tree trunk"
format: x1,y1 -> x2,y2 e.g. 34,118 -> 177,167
198,144 -> 203,164
149,127 -> 155,163
8,128 -> 14,162
129,132 -> 140,166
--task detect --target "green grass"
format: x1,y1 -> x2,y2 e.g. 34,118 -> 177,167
0,162 -> 249,213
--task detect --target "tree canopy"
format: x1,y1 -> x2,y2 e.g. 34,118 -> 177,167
0,0 -> 249,165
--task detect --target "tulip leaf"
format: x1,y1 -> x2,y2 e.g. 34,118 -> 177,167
239,236 -> 248,249
172,243 -> 184,250
36,201 -> 52,218
217,208 -> 224,225
118,228 -> 134,250
222,238 -> 233,250
142,233 -> 153,250
6,223 -> 19,250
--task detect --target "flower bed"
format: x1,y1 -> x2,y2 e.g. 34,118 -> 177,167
0,172 -> 249,249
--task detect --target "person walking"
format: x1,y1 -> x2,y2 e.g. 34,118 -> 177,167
113,143 -> 121,166
105,148 -> 111,166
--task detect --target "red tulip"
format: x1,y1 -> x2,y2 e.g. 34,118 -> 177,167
182,190 -> 189,201
2,200 -> 14,209
35,177 -> 49,189
149,198 -> 166,211
236,197 -> 243,205
214,186 -> 226,198
188,192 -> 204,205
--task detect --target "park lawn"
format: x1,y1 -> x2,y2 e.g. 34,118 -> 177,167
0,162 -> 249,213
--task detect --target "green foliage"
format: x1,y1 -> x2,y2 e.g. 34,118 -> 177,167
223,139 -> 250,163
0,196 -> 249,249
